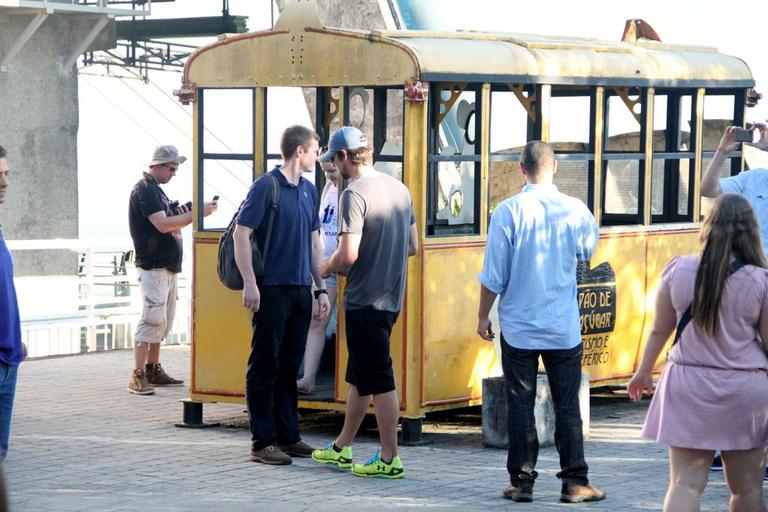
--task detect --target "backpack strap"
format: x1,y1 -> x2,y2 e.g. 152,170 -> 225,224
259,174 -> 280,269
672,259 -> 746,346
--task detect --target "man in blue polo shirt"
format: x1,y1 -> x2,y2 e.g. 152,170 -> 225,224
0,145 -> 26,459
233,125 -> 330,465
477,141 -> 604,504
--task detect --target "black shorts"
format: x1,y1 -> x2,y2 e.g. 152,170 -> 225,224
344,307 -> 399,396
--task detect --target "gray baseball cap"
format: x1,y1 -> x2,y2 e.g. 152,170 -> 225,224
150,145 -> 187,166
318,126 -> 368,163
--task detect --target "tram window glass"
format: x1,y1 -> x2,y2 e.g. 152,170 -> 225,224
605,92 -> 642,152
344,87 -> 404,180
550,96 -> 590,147
427,84 -> 480,236
550,92 -> 593,212
488,89 -> 528,213
198,88 -> 256,231
703,95 -> 735,151
202,89 -> 254,155
603,160 -> 640,215
200,159 -> 254,230
649,92 -> 696,224
651,159 -> 690,216
265,87 -> 316,164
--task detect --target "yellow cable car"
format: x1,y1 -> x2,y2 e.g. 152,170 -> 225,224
177,0 -> 754,440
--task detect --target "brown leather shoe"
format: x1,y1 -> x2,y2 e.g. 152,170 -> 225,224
560,482 -> 606,503
146,363 -> 183,386
250,445 -> 292,465
503,483 -> 533,502
127,369 -> 155,395
279,440 -> 315,458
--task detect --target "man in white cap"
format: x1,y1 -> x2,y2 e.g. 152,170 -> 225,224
311,126 -> 418,479
127,145 -> 217,395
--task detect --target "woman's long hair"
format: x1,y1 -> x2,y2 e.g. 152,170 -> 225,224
693,193 -> 767,335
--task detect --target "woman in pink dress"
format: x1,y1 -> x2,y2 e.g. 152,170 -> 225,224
628,193 -> 768,512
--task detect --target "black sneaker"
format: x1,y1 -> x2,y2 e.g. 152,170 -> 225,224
503,482 -> 533,502
560,483 -> 606,503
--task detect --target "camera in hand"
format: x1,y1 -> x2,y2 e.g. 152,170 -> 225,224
169,200 -> 193,215
734,128 -> 756,143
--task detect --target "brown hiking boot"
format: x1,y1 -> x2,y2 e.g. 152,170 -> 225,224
279,440 -> 315,458
250,445 -> 292,465
146,363 -> 183,386
560,483 -> 606,503
503,483 -> 533,502
127,369 -> 155,395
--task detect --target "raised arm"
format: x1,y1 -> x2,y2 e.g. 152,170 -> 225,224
700,126 -> 740,198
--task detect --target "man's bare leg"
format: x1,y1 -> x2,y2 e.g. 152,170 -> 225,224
372,390 -> 399,462
133,341 -> 152,370
147,342 -> 161,365
335,385 -> 371,448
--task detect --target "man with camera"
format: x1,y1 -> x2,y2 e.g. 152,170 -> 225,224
233,125 -> 330,465
127,145 -> 217,395
701,124 -> 768,252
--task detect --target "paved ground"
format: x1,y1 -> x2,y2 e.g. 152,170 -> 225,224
4,345 -> 759,511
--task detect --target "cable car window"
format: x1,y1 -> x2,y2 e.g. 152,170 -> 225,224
427,84 -> 480,236
198,88 -> 255,231
701,92 -> 741,218
488,88 -> 529,214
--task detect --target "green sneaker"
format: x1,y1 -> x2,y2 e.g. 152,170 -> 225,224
311,442 -> 353,469
352,449 -> 405,479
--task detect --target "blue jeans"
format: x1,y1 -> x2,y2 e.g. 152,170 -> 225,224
0,362 -> 18,459
245,285 -> 312,451
500,336 -> 589,486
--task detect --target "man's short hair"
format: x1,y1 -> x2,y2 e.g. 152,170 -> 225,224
346,146 -> 373,166
0,146 -> 6,159
280,125 -> 319,159
521,141 -> 555,175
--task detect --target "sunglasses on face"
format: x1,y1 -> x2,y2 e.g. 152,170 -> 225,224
163,163 -> 178,172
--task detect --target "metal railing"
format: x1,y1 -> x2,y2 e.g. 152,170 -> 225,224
7,239 -> 189,359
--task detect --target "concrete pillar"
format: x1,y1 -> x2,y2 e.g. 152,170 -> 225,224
482,373 -> 590,448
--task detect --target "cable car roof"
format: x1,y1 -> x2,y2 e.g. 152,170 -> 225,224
183,1 -> 753,89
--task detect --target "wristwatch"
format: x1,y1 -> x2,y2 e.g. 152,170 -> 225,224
313,289 -> 328,300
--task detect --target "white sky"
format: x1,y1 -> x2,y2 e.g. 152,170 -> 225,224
77,0 -> 768,240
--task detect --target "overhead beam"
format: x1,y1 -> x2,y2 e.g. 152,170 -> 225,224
0,11 -> 48,72
116,16 -> 248,40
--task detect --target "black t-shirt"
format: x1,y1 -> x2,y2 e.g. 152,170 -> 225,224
128,173 -> 183,273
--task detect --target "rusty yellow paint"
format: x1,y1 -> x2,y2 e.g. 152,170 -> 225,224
422,245 -> 493,404
592,87 -> 604,224
479,83 -> 491,236
642,88 -> 654,225
191,240 -> 251,396
692,88 -> 705,222
539,84 -> 551,142
401,94 -> 427,419
192,103 -> 201,231
254,88 -> 265,177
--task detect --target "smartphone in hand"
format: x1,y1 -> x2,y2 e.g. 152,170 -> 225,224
212,195 -> 220,202
734,128 -> 758,143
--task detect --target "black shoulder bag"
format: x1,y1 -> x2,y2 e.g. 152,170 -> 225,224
217,174 -> 280,290
672,260 -> 746,347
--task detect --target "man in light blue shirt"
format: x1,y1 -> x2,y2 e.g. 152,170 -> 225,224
701,124 -> 768,254
477,141 -> 603,504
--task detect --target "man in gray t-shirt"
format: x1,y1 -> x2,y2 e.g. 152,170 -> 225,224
312,127 -> 417,479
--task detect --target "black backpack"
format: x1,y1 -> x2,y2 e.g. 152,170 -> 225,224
217,174 -> 279,290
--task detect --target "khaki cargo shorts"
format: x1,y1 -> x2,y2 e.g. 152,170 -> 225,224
135,268 -> 177,343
